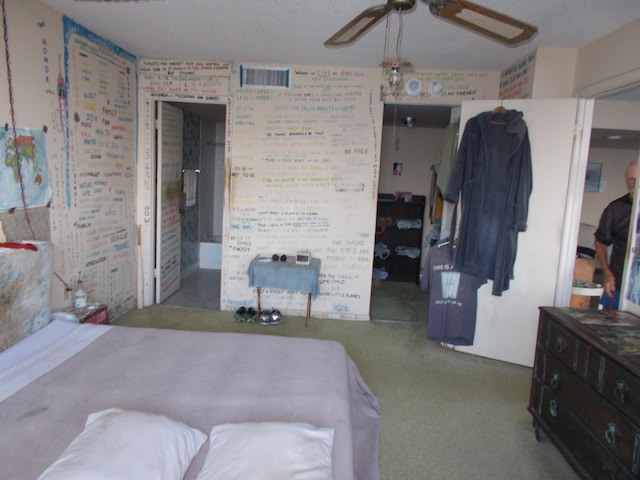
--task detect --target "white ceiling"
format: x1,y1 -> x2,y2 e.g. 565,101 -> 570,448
38,0 -> 640,149
39,0 -> 640,72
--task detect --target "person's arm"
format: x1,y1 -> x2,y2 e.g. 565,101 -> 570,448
595,239 -> 616,298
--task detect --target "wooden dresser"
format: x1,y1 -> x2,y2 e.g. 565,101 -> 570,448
529,307 -> 640,479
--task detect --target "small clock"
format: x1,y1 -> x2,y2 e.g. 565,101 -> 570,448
296,251 -> 311,265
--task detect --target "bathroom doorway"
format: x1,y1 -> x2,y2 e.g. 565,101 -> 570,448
157,101 -> 227,309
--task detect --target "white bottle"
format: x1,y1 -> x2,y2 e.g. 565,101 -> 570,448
74,280 -> 87,309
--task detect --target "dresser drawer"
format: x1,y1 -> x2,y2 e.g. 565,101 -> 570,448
539,349 -> 640,475
531,380 -> 635,480
540,312 -> 589,377
587,348 -> 640,427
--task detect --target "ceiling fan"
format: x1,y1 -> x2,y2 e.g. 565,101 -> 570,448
324,0 -> 537,48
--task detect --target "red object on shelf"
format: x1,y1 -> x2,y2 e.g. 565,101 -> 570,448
0,242 -> 38,251
83,304 -> 109,324
66,304 -> 109,325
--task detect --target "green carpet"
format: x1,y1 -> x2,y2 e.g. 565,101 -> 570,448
115,305 -> 578,480
370,280 -> 429,322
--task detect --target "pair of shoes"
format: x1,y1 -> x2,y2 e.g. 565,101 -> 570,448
234,306 -> 257,323
259,309 -> 282,326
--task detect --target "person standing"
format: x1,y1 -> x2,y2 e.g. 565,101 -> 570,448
594,161 -> 638,309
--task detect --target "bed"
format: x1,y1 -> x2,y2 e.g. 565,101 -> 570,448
0,319 -> 381,480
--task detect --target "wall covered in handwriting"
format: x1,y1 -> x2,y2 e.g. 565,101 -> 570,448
136,59 -> 232,305
60,17 -> 137,317
224,65 -> 384,320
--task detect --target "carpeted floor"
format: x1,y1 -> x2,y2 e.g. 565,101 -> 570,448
370,280 -> 428,322
163,269 -> 428,322
115,305 -> 578,480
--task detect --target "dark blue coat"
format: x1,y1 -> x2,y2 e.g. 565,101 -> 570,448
444,109 -> 532,296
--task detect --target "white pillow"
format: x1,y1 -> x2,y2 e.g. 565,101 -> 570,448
38,408 -> 207,480
196,422 -> 334,480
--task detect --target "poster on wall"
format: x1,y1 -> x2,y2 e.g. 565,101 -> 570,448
499,52 -> 536,99
0,128 -> 51,211
62,17 -> 137,317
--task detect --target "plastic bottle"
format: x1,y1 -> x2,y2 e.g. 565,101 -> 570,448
74,279 -> 87,309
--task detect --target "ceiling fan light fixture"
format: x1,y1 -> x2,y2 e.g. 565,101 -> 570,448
389,66 -> 401,94
324,5 -> 390,46
324,12 -> 385,46
325,0 -> 537,49
454,9 -> 525,40
380,58 -> 412,95
427,0 -> 537,46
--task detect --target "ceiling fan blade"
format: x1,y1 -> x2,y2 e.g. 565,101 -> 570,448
324,4 -> 391,47
426,0 -> 537,46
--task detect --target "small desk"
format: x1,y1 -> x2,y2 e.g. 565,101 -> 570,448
248,256 -> 321,326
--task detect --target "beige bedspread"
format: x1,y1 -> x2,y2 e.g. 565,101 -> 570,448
0,325 -> 381,480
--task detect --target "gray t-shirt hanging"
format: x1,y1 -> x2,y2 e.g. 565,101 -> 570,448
424,246 -> 483,346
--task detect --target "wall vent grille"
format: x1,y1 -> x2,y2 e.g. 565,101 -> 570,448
239,65 -> 291,89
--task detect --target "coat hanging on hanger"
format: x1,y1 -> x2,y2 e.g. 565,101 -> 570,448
443,109 -> 532,296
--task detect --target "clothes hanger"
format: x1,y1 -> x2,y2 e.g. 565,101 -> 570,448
491,104 -> 507,125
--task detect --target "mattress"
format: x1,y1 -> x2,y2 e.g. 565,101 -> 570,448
0,321 -> 381,480
0,241 -> 53,352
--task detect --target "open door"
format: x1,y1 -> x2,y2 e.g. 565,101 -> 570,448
621,152 -> 640,315
155,102 -> 183,302
447,98 -> 593,367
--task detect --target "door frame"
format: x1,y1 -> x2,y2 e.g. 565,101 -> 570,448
136,92 -> 231,306
555,99 -> 595,306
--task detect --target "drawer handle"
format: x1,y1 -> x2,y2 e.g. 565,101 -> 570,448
614,380 -> 628,404
550,373 -> 560,389
605,423 -> 620,445
555,336 -> 567,354
549,399 -> 558,418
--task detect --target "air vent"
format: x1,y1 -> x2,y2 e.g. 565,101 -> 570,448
239,65 -> 291,89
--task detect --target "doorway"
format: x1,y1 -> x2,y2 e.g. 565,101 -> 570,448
576,100 -> 640,310
156,101 -> 227,309
370,104 -> 452,322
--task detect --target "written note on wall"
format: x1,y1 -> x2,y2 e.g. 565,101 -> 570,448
225,65 -> 384,319
384,69 -> 498,103
499,52 -> 536,99
62,18 -> 137,317
138,59 -> 231,95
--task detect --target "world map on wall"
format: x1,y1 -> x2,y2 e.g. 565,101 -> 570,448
0,128 -> 51,212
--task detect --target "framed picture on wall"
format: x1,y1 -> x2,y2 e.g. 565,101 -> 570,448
585,163 -> 602,192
